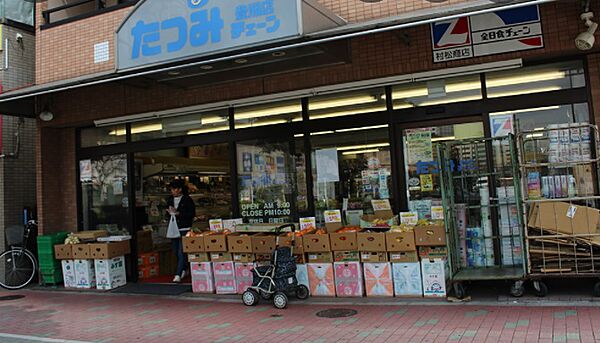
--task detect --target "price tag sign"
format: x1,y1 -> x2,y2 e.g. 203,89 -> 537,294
431,206 -> 444,220
371,199 -> 392,211
400,212 -> 419,226
209,219 -> 224,232
223,218 -> 243,231
299,217 -> 316,231
324,210 -> 342,223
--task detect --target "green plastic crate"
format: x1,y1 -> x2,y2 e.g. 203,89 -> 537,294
39,260 -> 61,271
40,269 -> 63,285
37,232 -> 68,251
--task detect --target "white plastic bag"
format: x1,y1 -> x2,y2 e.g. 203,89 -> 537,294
166,214 -> 180,239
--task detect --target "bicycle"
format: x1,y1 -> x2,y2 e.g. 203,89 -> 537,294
0,220 -> 38,290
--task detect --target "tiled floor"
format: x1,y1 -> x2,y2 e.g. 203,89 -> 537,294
0,289 -> 599,343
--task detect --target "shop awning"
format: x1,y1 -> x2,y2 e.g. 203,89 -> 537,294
0,0 -> 555,118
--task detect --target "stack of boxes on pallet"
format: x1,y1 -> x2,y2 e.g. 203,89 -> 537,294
53,230 -> 130,290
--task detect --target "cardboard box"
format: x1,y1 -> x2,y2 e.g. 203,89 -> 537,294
95,256 -> 127,291
138,265 -> 159,279
233,253 -> 254,263
357,232 -> 386,252
307,252 -> 333,263
330,232 -> 358,251
183,236 -> 206,253
191,262 -> 214,293
278,234 -> 304,254
360,207 -> 397,229
528,202 -> 600,237
307,263 -> 335,296
72,244 -> 91,260
251,234 -> 277,254
188,253 -> 210,263
421,258 -> 447,297
254,254 -> 271,263
418,246 -> 448,260
386,232 -> 416,252
54,244 -> 73,260
137,252 -> 159,267
294,254 -> 306,264
234,263 -> 255,294
325,222 -> 343,233
303,233 -> 331,253
74,259 -> 96,289
334,262 -> 363,297
363,262 -> 394,297
361,251 -> 388,263
210,252 -> 233,262
61,260 -> 76,288
414,226 -> 446,246
72,230 -> 108,241
136,230 -> 153,253
333,251 -> 360,262
89,241 -> 131,259
227,233 -> 253,253
204,233 -> 228,252
296,264 -> 309,289
389,251 -> 419,263
392,262 -> 423,297
213,262 -> 237,294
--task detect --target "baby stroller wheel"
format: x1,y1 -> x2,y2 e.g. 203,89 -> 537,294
242,289 -> 259,306
296,285 -> 309,300
273,292 -> 288,309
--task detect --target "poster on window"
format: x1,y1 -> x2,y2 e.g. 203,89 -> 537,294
406,129 -> 433,165
490,114 -> 514,137
80,160 -> 92,182
316,148 -> 340,183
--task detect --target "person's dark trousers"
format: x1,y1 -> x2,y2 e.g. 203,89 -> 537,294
171,237 -> 186,277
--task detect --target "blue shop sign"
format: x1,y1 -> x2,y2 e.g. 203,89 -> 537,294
117,0 -> 303,70
415,159 -> 478,175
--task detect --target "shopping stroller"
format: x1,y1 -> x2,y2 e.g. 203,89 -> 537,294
242,224 -> 309,309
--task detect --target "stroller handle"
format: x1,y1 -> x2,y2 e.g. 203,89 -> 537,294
274,223 -> 296,235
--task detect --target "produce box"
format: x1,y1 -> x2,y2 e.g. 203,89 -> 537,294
528,202 -> 600,237
210,252 -> 233,262
330,232 -> 357,251
72,244 -> 91,259
188,253 -> 210,263
418,246 -> 448,260
251,234 -> 277,254
278,234 -> 304,254
89,240 -> 131,259
334,262 -> 363,297
74,259 -> 96,289
95,256 -> 126,291
191,262 -> 214,293
227,233 -> 253,253
54,244 -> 73,260
306,252 -> 333,263
61,260 -> 77,288
72,230 -> 108,241
138,252 -> 159,267
294,254 -> 306,264
392,262 -> 423,297
389,251 -> 418,263
233,253 -> 254,263
307,263 -> 335,296
421,258 -> 447,297
386,231 -> 416,252
138,265 -> 159,279
254,254 -> 271,263
204,233 -> 228,252
333,251 -> 360,262
296,264 -> 309,290
361,251 -> 388,263
414,225 -> 446,246
234,263 -> 255,294
136,230 -> 153,253
357,232 -> 386,252
364,262 -> 394,297
183,235 -> 206,253
213,262 -> 237,294
303,233 -> 331,252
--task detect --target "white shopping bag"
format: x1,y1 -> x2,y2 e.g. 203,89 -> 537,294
166,214 -> 180,238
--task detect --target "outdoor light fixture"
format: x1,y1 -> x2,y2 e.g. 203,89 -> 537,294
576,12 -> 598,50
39,110 -> 54,122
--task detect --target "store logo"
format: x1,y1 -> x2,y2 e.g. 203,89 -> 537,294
188,0 -> 208,8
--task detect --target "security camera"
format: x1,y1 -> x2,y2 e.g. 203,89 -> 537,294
576,12 -> 598,51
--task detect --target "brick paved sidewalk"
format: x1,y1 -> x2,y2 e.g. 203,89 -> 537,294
0,289 -> 598,343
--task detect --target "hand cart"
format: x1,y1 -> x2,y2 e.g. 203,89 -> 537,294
518,123 -> 600,297
438,134 -> 527,299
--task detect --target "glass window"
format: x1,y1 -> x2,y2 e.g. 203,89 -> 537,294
4,0 -> 34,26
80,154 -> 129,233
131,109 -> 230,141
81,126 -> 127,147
310,126 -> 392,225
134,144 -> 232,232
308,88 -> 387,120
486,61 -> 585,98
237,137 -> 306,223
392,75 -> 482,109
234,100 -> 302,129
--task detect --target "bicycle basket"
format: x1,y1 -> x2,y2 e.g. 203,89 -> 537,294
5,225 -> 24,247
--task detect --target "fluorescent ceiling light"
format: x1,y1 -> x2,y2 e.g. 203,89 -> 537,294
294,134 -> 305,137
110,123 -> 163,136
236,119 -> 288,129
487,70 -> 566,88
419,95 -> 482,106
187,126 -> 229,135
310,95 -> 379,110
202,116 -> 228,124
525,133 -> 544,138
488,86 -> 562,98
342,149 -> 380,155
431,136 -> 456,142
310,105 -> 387,120
490,106 -> 561,116
235,104 -> 301,120
392,81 -> 482,99
336,143 -> 390,151
311,131 -> 335,136
336,125 -> 388,132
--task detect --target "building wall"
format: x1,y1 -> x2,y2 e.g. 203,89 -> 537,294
0,25 -> 35,91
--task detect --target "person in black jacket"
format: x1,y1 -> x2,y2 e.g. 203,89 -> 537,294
166,179 -> 196,283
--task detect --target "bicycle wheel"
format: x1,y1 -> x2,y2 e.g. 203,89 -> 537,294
0,249 -> 36,290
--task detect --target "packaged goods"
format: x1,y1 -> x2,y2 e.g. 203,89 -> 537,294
527,172 -> 541,199
95,256 -> 126,290
191,262 -> 214,293
392,263 -> 423,297
363,263 -> 393,297
334,262 -> 363,297
213,262 -> 236,295
74,259 -> 96,289
421,259 -> 447,297
234,263 -> 255,294
61,260 -> 76,288
307,263 -> 335,296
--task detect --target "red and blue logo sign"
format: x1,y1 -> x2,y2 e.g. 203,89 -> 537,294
432,17 -> 470,49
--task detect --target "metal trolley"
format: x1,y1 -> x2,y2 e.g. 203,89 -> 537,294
438,135 -> 527,298
518,123 -> 600,297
